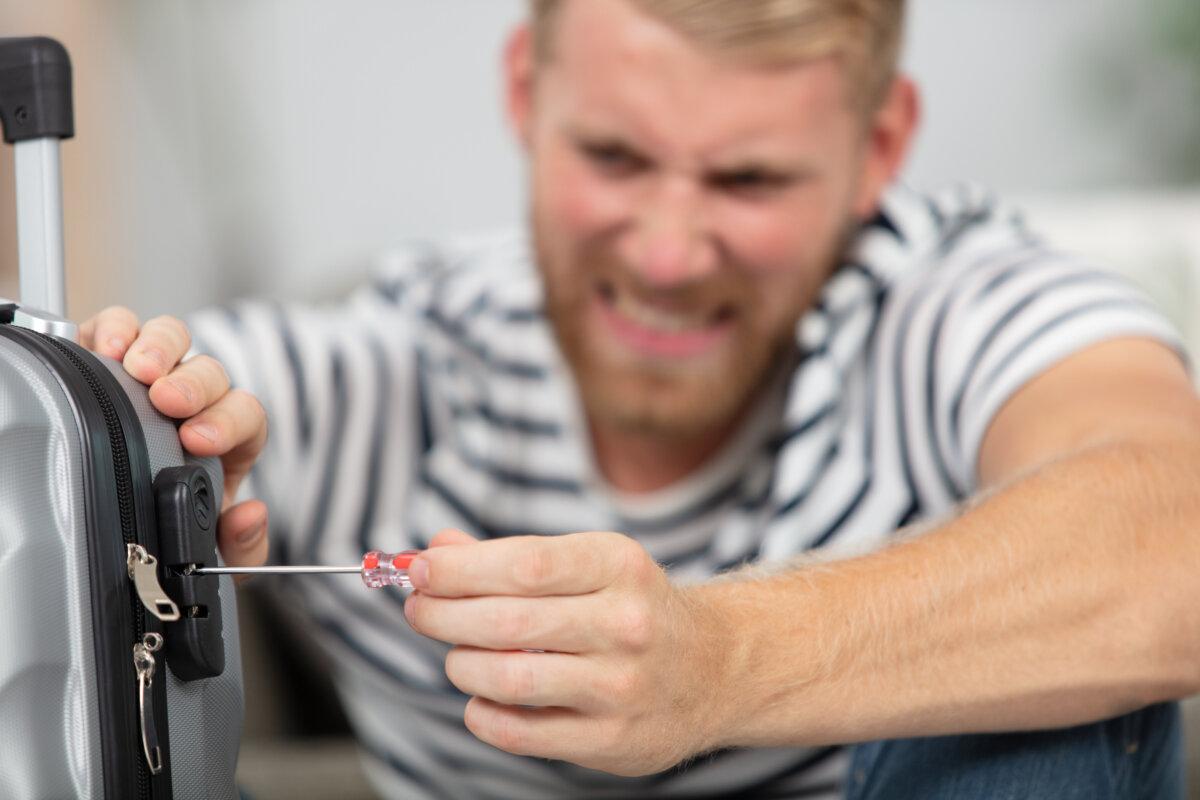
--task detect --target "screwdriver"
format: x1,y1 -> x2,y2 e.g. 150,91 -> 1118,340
191,550 -> 420,589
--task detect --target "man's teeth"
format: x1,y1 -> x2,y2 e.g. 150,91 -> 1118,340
613,293 -> 711,332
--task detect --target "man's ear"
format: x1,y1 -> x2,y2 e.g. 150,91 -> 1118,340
852,75 -> 920,219
503,24 -> 536,152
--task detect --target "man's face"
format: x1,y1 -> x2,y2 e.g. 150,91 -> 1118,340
514,1 -> 894,440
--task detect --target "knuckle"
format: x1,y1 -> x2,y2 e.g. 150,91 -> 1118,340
443,648 -> 470,691
463,697 -> 487,736
620,538 -> 657,586
190,354 -> 229,386
491,710 -> 526,754
248,393 -> 267,421
228,388 -> 262,414
611,600 -> 654,651
145,314 -> 190,347
100,305 -> 138,327
226,390 -> 268,430
495,603 -> 535,646
245,528 -> 270,563
511,544 -> 552,593
499,656 -> 536,703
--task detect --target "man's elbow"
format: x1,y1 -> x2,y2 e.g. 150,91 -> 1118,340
1138,580 -> 1200,706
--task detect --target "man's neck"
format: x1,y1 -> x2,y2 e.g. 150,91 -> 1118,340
589,417 -> 741,494
587,357 -> 797,494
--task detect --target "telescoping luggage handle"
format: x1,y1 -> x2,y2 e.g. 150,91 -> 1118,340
0,36 -> 76,338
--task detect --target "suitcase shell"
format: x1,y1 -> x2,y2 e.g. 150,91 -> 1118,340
0,37 -> 245,799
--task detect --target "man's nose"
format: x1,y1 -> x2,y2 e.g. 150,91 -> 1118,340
617,178 -> 717,288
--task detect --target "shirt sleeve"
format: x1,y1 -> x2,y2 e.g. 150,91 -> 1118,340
886,188 -> 1186,502
184,243 -> 441,565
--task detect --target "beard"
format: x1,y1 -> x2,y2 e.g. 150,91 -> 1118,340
534,219 -> 847,442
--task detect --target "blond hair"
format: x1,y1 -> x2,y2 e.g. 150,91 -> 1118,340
529,0 -> 906,113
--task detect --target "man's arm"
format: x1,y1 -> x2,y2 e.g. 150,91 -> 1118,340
700,335 -> 1200,747
404,336 -> 1200,776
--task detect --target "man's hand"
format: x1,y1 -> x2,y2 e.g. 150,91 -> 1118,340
404,529 -> 727,776
80,306 -> 270,574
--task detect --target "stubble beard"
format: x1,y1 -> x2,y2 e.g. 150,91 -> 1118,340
534,224 -> 839,444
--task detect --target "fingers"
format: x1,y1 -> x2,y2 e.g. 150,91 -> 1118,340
81,306 -> 141,361
446,647 -> 609,711
464,698 -> 600,764
147,355 -> 230,419
216,499 -> 269,582
178,389 -> 268,502
122,315 -> 192,384
405,593 -> 605,653
82,307 -> 265,512
410,531 -> 638,598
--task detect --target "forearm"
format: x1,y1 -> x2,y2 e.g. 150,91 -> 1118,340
693,438 -> 1200,749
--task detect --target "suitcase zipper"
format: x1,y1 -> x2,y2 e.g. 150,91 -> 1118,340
133,633 -> 166,775
37,335 -> 162,800
128,543 -> 182,623
126,544 -> 179,778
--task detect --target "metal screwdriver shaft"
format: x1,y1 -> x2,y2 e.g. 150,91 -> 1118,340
191,550 -> 419,589
192,565 -> 362,575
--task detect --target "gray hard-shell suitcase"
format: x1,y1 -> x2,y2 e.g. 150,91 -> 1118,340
0,37 -> 244,799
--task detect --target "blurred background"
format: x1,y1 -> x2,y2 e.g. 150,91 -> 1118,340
2,0 -> 1198,319
2,1 -> 1198,798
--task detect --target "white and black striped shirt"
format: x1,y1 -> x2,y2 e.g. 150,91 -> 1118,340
190,182 -> 1180,799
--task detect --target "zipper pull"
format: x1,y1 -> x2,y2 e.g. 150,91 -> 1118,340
126,543 -> 181,622
133,632 -> 165,775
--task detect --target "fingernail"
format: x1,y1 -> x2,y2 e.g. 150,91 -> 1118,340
403,595 -> 417,625
107,336 -> 127,354
409,556 -> 429,590
236,520 -> 266,546
185,422 -> 218,443
165,377 -> 194,403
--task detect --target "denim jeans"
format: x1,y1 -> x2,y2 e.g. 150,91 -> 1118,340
846,703 -> 1185,800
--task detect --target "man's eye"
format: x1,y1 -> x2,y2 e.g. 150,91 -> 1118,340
578,142 -> 648,176
709,170 -> 791,195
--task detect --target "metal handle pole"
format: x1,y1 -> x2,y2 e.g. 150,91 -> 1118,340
14,137 -> 65,316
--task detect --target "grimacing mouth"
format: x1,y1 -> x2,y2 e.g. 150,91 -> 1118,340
595,279 -> 738,333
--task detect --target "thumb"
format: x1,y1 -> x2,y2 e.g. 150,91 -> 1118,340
216,499 -> 269,582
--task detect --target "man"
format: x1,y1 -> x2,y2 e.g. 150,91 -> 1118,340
81,0 -> 1199,797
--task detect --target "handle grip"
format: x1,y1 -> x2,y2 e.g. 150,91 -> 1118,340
0,37 -> 74,144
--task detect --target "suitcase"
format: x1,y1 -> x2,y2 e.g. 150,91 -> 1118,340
0,37 -> 244,799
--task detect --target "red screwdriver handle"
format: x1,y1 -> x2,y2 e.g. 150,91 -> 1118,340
360,550 -> 419,589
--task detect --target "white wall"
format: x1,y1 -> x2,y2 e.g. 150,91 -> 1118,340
903,0 -> 1196,193
111,0 -> 528,315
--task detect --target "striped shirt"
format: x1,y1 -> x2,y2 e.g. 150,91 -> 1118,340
189,182 -> 1180,799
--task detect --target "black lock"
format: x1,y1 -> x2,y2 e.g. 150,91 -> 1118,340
154,465 -> 225,681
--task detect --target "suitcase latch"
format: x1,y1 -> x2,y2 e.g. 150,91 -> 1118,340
154,466 -> 227,682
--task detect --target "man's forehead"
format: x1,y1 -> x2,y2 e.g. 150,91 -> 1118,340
539,1 -> 855,161
546,0 -> 848,86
